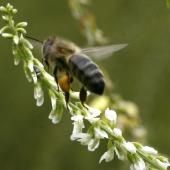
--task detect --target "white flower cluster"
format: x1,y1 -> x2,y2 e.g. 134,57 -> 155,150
70,106 -> 170,170
0,3 -> 66,125
70,108 -> 117,152
0,3 -> 45,107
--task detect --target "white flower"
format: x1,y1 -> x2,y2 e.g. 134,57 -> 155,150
141,146 -> 158,155
34,82 -> 44,107
49,100 -> 63,124
71,121 -> 85,140
71,114 -> 84,122
112,128 -> 122,138
155,159 -> 170,170
34,83 -> 43,99
130,158 -> 146,170
114,146 -> 125,161
70,132 -> 99,151
72,121 -> 84,134
99,146 -> 115,163
49,91 -> 56,110
70,115 -> 85,140
76,133 -> 92,145
71,115 -> 84,130
88,107 -> 101,117
49,110 -> 62,124
88,138 -> 100,151
70,131 -> 100,152
94,127 -> 108,139
105,108 -> 117,125
27,61 -> 38,84
85,107 -> 101,123
122,142 -> 136,154
36,95 -> 44,107
48,92 -> 63,124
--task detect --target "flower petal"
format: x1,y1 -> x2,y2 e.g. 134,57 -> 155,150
105,108 -> 117,124
114,146 -> 125,161
141,146 -> 158,155
99,147 -> 115,163
36,95 -> 44,107
112,128 -> 122,137
130,158 -> 146,170
94,127 -> 108,139
88,138 -> 100,151
122,142 -> 136,154
87,107 -> 101,118
71,132 -> 91,143
155,159 -> 170,170
71,114 -> 84,122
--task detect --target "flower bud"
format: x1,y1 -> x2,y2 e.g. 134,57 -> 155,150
0,6 -> 7,12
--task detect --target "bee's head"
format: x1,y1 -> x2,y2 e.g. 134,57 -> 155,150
43,36 -> 56,56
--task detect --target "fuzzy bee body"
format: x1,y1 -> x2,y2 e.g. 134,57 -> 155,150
42,37 -> 105,104
69,54 -> 105,95
27,35 -> 127,104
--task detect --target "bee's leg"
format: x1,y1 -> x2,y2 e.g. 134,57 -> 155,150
64,91 -> 70,111
70,76 -> 73,83
70,76 -> 74,91
79,87 -> 87,106
53,66 -> 60,91
65,91 -> 69,103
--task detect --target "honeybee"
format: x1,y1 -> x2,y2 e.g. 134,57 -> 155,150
27,36 -> 127,105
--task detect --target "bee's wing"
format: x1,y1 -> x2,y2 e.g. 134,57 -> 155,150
26,36 -> 43,58
82,44 -> 127,60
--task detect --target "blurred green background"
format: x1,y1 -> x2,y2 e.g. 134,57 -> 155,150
0,0 -> 170,170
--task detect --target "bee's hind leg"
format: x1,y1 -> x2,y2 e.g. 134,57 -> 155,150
79,87 -> 87,107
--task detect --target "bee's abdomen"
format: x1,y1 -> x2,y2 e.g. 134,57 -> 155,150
69,54 -> 105,94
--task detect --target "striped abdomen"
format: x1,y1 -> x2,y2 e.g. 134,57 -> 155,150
69,54 -> 105,94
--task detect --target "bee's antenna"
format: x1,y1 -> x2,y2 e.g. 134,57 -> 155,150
25,35 -> 43,44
